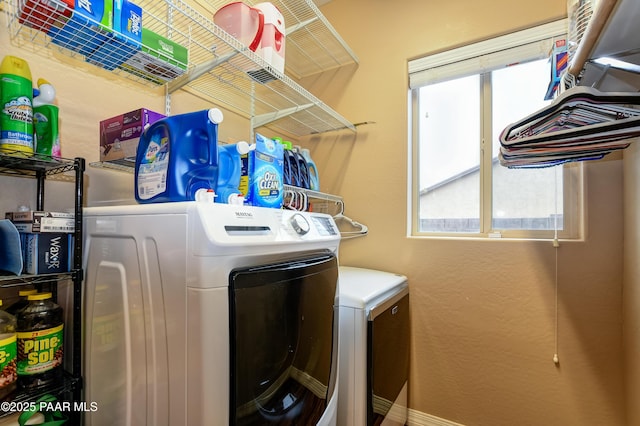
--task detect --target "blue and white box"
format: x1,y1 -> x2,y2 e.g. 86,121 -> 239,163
21,233 -> 73,275
88,0 -> 142,71
48,0 -> 113,58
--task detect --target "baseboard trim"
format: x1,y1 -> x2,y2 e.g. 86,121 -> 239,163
408,409 -> 466,426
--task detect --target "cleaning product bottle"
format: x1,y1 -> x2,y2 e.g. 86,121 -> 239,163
0,300 -> 17,400
16,292 -> 64,389
5,289 -> 38,316
273,137 -> 291,185
135,108 -> 224,203
238,141 -> 252,198
300,148 -> 320,191
32,78 -> 61,158
293,145 -> 310,189
216,141 -> 254,204
282,140 -> 299,187
0,55 -> 34,155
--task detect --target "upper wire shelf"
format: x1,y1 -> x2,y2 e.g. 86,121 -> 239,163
4,0 -> 357,137
0,150 -> 78,177
200,0 -> 358,79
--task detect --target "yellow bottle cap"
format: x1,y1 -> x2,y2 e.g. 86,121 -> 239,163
28,292 -> 52,301
19,289 -> 38,297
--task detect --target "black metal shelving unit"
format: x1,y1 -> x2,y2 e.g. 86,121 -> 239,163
0,150 -> 84,423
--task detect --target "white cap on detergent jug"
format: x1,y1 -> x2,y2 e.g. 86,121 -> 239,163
208,108 -> 224,124
195,188 -> 217,203
236,141 -> 256,155
228,194 -> 245,205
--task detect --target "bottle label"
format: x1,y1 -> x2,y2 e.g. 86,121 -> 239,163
0,74 -> 34,153
0,335 -> 17,387
17,324 -> 63,375
137,125 -> 169,200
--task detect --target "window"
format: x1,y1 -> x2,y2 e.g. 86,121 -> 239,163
408,20 -> 583,239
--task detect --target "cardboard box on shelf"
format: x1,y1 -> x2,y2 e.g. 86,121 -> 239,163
121,28 -> 189,84
48,0 -> 113,58
21,232 -> 73,274
87,0 -> 143,71
100,108 -> 165,166
5,211 -> 75,233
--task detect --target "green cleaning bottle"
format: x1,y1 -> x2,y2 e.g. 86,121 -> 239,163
33,78 -> 61,158
0,55 -> 34,155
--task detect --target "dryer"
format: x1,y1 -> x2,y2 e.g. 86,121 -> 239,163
83,201 -> 341,425
337,267 -> 409,426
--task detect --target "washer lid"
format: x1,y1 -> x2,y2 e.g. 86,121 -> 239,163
338,266 -> 407,309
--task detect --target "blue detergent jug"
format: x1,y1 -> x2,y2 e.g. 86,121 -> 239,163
135,108 -> 224,203
216,141 -> 254,204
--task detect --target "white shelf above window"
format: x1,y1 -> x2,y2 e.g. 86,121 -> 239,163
5,0 -> 358,137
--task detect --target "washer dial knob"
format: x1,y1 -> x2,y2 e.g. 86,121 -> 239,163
290,213 -> 311,235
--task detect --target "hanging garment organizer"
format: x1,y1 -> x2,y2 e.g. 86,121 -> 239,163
499,86 -> 640,168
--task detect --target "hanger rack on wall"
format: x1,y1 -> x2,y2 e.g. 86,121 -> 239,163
283,185 -> 368,239
501,0 -> 640,168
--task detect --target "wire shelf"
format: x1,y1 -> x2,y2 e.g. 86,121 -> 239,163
4,0 -> 357,137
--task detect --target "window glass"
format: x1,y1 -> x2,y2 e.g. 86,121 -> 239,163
491,60 -> 562,231
418,75 -> 480,233
410,30 -> 583,239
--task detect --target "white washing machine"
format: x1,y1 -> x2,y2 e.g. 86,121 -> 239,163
83,201 -> 341,425
337,267 -> 409,426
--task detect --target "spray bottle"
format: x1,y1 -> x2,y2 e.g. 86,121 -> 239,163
32,78 -> 61,158
0,55 -> 34,155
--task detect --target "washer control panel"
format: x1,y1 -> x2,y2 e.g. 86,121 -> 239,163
290,213 -> 311,235
282,211 -> 339,239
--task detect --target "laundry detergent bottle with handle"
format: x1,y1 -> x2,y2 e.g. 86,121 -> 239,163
293,146 -> 310,189
0,55 -> 34,155
300,148 -> 320,191
217,141 -> 254,204
135,108 -> 224,203
282,140 -> 299,187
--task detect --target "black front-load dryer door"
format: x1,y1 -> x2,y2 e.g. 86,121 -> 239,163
229,252 -> 338,426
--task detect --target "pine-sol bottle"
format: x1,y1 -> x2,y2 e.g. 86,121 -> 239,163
16,293 -> 63,389
6,289 -> 38,316
0,300 -> 17,400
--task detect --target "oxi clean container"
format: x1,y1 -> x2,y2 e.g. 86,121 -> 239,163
135,108 -> 224,203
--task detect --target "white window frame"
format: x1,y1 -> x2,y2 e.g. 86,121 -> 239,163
407,20 -> 584,240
